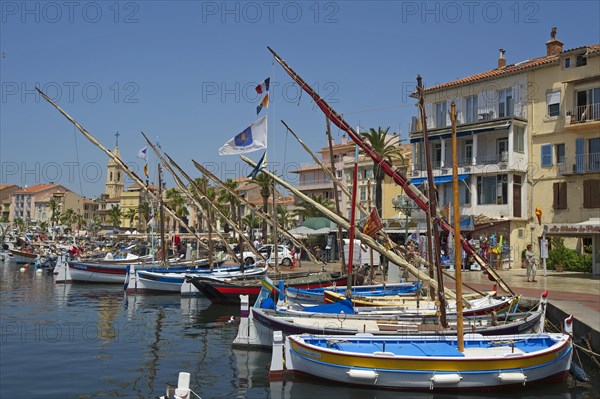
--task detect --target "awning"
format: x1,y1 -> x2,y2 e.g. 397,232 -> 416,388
410,122 -> 510,143
409,174 -> 469,186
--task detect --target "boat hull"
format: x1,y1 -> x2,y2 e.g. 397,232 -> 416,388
192,273 -> 348,304
284,332 -> 572,391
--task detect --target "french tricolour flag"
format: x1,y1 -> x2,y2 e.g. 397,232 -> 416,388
255,77 -> 270,94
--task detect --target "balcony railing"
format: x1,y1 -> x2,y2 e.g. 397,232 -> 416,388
558,153 -> 600,175
567,104 -> 600,124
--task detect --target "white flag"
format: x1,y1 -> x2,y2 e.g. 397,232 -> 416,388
137,146 -> 148,162
219,116 -> 268,155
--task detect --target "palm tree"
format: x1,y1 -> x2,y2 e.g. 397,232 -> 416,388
253,172 -> 271,241
124,208 -> 138,230
73,213 -> 86,232
241,213 -> 261,240
166,188 -> 188,233
294,195 -> 335,220
60,208 -> 75,228
14,217 -> 25,233
108,205 -> 123,229
138,202 -> 152,232
360,127 -> 405,216
89,215 -> 102,236
47,197 -> 60,227
217,179 -> 240,239
277,205 -> 294,230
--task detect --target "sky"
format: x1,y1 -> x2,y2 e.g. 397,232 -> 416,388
1,0 -> 599,198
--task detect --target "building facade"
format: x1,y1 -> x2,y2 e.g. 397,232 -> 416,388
408,28 -> 599,265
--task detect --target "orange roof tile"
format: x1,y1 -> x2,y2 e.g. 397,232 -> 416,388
420,44 -> 599,93
15,183 -> 65,194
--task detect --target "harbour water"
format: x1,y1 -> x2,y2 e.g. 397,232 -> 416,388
1,261 -> 598,399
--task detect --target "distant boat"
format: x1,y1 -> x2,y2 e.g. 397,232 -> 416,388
9,249 -> 37,264
270,315 -> 574,391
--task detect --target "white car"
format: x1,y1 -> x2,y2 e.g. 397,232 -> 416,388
242,244 -> 293,266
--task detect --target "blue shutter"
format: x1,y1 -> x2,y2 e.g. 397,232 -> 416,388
541,144 -> 553,167
575,138 -> 584,173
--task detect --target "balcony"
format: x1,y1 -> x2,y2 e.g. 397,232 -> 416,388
298,178 -> 333,191
558,153 -> 600,175
566,104 -> 600,125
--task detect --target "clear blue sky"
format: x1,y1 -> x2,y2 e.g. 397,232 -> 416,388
1,1 -> 599,198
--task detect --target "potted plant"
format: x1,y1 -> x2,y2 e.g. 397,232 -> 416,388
548,237 -> 570,272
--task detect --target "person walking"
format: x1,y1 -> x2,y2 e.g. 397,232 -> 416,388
525,244 -> 537,282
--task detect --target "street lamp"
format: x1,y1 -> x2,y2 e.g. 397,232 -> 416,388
392,194 -> 420,244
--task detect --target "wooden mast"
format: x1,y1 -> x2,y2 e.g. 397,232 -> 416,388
157,164 -> 167,266
325,117 -> 347,273
451,101 -> 464,349
417,75 -> 448,328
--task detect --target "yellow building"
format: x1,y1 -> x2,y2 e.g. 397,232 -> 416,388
408,28 -> 599,266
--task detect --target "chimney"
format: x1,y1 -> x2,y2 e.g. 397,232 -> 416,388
546,27 -> 563,56
498,49 -> 506,69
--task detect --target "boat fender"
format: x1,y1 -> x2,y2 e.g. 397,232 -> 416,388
497,372 -> 527,385
430,373 -> 462,390
570,363 -> 589,382
346,369 -> 378,382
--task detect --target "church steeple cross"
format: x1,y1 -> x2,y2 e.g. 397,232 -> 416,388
115,131 -> 120,146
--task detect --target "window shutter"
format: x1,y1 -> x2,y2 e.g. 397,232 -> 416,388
425,102 -> 434,129
446,100 -> 452,127
455,98 -> 463,124
541,144 -> 553,167
553,182 -> 559,209
586,179 -> 600,208
560,182 -> 567,209
583,180 -> 591,208
513,84 -> 522,117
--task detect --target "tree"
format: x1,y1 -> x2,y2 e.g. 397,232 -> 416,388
217,178 -> 240,239
14,218 -> 25,233
73,213 -> 86,232
138,202 -> 152,232
294,195 -> 335,220
360,127 -> 405,216
60,208 -> 75,228
89,215 -> 102,236
124,208 -> 138,230
166,188 -> 188,232
277,205 -> 294,230
47,197 -> 60,227
253,172 -> 271,241
108,205 -> 123,229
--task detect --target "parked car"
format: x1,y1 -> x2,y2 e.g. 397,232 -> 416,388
242,244 -> 293,266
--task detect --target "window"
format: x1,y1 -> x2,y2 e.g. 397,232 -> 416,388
465,95 -> 478,123
575,87 -> 600,122
463,184 -> 471,204
553,182 -> 567,210
464,139 -> 473,165
433,143 -> 442,167
564,57 -> 571,68
360,186 -> 366,201
583,179 -> 600,208
513,125 -> 525,153
576,54 -> 587,67
336,170 -> 342,178
477,175 -> 507,205
435,101 -> 447,128
498,88 -> 514,117
541,144 -> 553,167
547,91 -> 560,117
497,138 -> 508,162
555,144 -> 565,164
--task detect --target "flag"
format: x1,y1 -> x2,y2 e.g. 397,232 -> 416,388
143,163 -> 149,178
255,77 -> 270,94
219,116 -> 268,155
137,146 -> 148,162
408,229 -> 420,243
535,206 -> 542,225
247,151 -> 267,179
362,208 -> 383,238
256,93 -> 269,114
